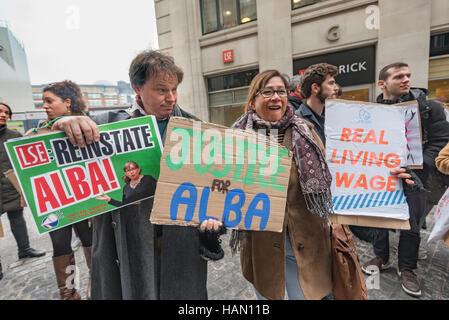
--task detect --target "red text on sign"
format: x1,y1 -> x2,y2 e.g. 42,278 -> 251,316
340,128 -> 389,145
330,150 -> 401,168
14,141 -> 50,169
335,172 -> 398,192
32,158 -> 120,216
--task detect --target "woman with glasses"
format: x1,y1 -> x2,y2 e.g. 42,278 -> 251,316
27,81 -> 93,300
95,161 -> 157,208
230,69 -> 335,300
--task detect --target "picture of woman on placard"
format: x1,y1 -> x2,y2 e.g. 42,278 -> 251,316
96,161 -> 156,208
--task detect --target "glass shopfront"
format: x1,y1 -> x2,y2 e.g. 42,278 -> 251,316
207,69 -> 258,126
340,88 -> 370,102
293,46 -> 376,102
428,56 -> 449,109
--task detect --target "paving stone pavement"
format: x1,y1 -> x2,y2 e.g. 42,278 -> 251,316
1,206 -> 448,300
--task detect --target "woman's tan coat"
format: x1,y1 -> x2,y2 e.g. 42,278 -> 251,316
240,126 -> 333,300
436,141 -> 449,175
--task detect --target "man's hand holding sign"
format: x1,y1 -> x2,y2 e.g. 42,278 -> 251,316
5,116 -> 163,234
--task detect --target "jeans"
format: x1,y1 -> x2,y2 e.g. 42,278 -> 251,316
373,191 -> 426,271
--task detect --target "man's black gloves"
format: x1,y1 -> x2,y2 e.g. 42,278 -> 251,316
198,224 -> 227,261
401,167 -> 428,196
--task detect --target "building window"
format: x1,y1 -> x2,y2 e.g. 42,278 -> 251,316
430,33 -> 449,57
89,100 -> 102,106
105,100 -> 119,106
207,69 -> 258,126
207,69 -> 259,91
292,0 -> 324,9
239,0 -> 256,23
104,93 -> 118,98
340,88 -> 370,102
88,93 -> 101,98
32,93 -> 42,99
200,0 -> 256,35
428,79 -> 449,108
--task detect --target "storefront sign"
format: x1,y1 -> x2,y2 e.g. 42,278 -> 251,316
151,117 -> 292,232
4,116 -> 163,234
325,99 -> 411,221
293,46 -> 375,87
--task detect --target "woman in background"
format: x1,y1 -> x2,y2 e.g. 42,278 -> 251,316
29,81 -> 92,300
0,102 -> 46,281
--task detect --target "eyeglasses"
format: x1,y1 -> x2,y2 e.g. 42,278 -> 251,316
125,167 -> 138,172
256,88 -> 288,98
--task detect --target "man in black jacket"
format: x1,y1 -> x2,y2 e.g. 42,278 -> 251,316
361,62 -> 449,297
52,50 -> 225,300
294,63 -> 339,144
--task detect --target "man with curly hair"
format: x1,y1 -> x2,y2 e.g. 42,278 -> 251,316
294,63 -> 339,144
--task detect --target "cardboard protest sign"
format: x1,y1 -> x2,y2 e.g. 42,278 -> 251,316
4,116 -> 162,234
151,117 -> 292,232
397,101 -> 423,169
325,99 -> 410,229
428,188 -> 449,245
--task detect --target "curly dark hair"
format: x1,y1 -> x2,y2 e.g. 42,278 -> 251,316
43,80 -> 87,114
129,50 -> 184,88
300,63 -> 338,99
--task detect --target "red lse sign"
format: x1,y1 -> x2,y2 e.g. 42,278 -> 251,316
223,50 -> 234,63
14,141 -> 50,169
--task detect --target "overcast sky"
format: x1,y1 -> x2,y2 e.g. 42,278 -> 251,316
0,0 -> 159,85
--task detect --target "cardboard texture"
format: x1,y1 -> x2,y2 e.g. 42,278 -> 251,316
444,231 -> 449,247
151,117 -> 292,232
329,214 -> 410,230
0,217 -> 4,238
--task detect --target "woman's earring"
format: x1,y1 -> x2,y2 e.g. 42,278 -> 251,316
66,107 -> 71,115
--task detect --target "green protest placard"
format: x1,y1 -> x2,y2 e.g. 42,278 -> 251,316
4,116 -> 162,234
151,117 -> 292,232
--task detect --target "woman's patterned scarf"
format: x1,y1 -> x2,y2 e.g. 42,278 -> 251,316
230,105 -> 334,253
232,105 -> 333,217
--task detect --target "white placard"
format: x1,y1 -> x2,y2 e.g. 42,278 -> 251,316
325,99 -> 409,220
